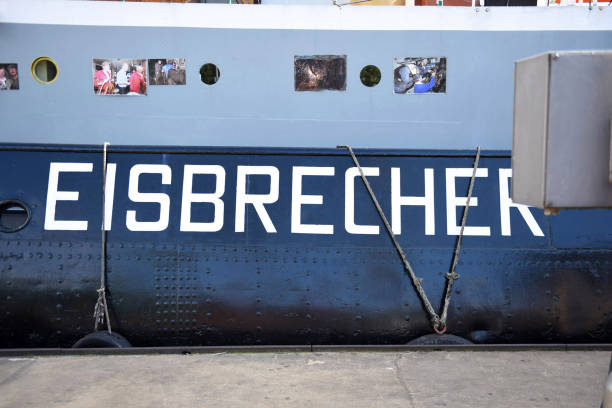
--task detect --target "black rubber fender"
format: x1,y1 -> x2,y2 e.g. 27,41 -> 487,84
72,331 -> 132,348
407,333 -> 473,345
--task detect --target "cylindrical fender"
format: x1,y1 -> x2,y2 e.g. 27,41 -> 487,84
72,331 -> 131,348
407,334 -> 473,346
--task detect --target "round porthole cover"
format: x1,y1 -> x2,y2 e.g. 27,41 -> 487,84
200,63 -> 220,85
0,200 -> 31,233
360,65 -> 381,87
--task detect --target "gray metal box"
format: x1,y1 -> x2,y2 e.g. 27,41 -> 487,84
512,51 -> 612,211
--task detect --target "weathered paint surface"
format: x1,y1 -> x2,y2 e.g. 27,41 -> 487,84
0,145 -> 610,347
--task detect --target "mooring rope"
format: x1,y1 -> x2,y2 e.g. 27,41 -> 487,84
439,146 -> 481,328
337,145 -> 480,334
94,142 -> 112,334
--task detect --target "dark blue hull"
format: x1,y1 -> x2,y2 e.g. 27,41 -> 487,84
0,144 -> 610,347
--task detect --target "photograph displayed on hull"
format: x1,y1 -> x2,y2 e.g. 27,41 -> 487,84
394,57 -> 446,94
148,58 -> 186,86
0,63 -> 19,90
294,55 -> 347,92
93,58 -> 147,96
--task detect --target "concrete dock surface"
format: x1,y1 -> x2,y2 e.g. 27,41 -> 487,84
0,351 -> 609,408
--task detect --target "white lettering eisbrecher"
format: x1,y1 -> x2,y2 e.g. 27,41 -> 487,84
43,162 -> 544,237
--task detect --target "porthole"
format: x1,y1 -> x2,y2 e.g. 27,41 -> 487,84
200,63 -> 220,85
31,57 -> 59,84
0,200 -> 31,233
360,65 -> 381,87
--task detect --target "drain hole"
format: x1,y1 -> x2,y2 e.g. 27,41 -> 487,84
0,200 -> 31,233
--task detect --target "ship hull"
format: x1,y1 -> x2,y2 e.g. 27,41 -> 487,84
0,144 -> 610,347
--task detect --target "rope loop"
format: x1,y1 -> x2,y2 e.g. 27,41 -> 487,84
433,323 -> 447,335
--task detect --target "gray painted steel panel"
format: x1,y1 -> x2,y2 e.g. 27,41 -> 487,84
513,51 -> 612,209
512,53 -> 549,208
1,23 -> 611,149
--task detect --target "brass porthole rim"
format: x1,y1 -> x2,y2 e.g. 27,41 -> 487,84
30,56 -> 59,85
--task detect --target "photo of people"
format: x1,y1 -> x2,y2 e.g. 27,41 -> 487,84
0,63 -> 19,90
294,55 -> 346,92
148,58 -> 186,85
393,57 -> 446,94
92,59 -> 147,96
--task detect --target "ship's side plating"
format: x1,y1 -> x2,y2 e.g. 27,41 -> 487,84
0,2 -> 611,347
0,145 -> 610,347
0,2 -> 611,149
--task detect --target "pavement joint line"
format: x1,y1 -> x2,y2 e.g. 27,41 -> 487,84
393,354 -> 417,408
